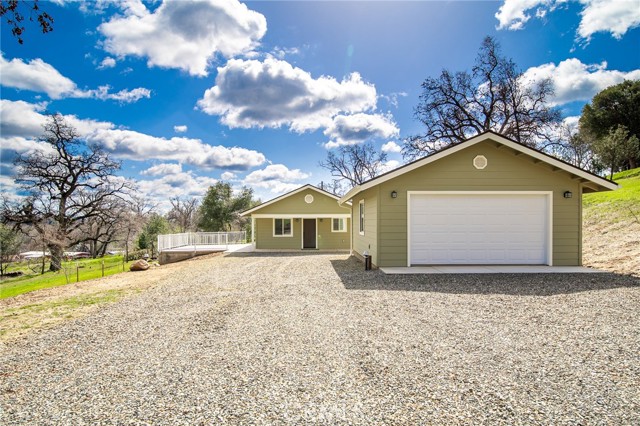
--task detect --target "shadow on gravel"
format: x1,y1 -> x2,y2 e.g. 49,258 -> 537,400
224,251 -> 349,258
330,257 -> 640,296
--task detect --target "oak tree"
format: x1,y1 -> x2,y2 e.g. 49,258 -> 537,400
405,36 -> 561,159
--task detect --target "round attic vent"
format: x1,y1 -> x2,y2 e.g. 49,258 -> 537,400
305,194 -> 314,204
473,155 -> 488,170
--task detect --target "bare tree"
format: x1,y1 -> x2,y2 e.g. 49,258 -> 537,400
1,0 -> 53,45
167,197 -> 200,232
82,198 -> 131,258
405,36 -> 561,160
1,114 -> 131,271
317,180 -> 348,197
319,142 -> 388,188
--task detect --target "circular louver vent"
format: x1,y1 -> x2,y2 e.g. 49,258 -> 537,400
473,155 -> 488,170
305,194 -> 314,203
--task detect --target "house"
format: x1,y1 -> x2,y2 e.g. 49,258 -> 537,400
241,185 -> 351,251
338,131 -> 618,268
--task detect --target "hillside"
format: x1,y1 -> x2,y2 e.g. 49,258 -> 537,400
583,168 -> 640,276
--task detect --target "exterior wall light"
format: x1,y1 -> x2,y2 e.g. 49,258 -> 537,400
391,190 -> 398,198
563,191 -> 573,199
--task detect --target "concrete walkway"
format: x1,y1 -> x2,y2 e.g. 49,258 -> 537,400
380,265 -> 606,274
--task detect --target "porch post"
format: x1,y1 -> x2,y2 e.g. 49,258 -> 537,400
251,216 -> 256,247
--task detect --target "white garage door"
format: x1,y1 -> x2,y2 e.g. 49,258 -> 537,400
409,193 -> 550,265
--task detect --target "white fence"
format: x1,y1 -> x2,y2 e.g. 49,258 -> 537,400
157,231 -> 246,253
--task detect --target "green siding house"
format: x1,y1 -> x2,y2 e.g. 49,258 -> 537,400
241,185 -> 351,251
338,131 -> 618,268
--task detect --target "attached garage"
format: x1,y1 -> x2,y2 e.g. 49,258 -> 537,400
408,192 -> 551,265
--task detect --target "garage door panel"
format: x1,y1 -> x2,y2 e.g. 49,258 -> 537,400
409,193 -> 549,265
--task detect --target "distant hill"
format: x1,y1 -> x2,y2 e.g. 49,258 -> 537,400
583,168 -> 640,276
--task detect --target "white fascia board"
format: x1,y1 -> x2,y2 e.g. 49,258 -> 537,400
241,184 -> 350,217
251,213 -> 351,219
338,132 -> 618,203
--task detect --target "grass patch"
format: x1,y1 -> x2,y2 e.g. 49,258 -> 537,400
583,167 -> 640,221
0,256 -> 135,299
0,289 -> 134,338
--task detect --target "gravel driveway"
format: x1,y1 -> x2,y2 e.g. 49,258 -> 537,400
1,253 -> 639,425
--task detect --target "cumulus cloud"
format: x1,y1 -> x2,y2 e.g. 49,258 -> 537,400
135,171 -> 219,211
381,141 -> 402,153
0,99 -> 114,140
141,163 -> 183,176
243,164 -> 309,194
1,99 -> 266,171
578,0 -> 640,40
174,125 -> 188,133
495,0 -> 640,40
0,54 -> 77,99
323,113 -> 399,149
198,58 -> 377,132
380,159 -> 401,174
99,0 -> 267,76
221,171 -> 237,180
0,53 -> 150,103
522,58 -> 640,105
98,57 -> 116,69
86,129 -> 266,170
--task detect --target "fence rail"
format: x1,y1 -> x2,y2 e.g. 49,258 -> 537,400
157,232 -> 246,253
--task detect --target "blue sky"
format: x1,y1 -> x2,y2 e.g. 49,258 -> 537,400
1,0 -> 639,209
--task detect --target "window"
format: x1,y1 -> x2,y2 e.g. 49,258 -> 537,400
332,218 -> 346,232
273,218 -> 292,237
359,200 -> 365,235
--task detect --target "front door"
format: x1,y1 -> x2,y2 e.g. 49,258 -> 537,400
303,219 -> 316,249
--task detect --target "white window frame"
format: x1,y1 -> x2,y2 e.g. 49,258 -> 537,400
358,200 -> 365,235
273,218 -> 293,237
332,218 -> 347,233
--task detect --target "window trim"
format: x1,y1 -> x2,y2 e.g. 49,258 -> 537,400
331,217 -> 347,233
358,200 -> 365,235
273,218 -> 293,237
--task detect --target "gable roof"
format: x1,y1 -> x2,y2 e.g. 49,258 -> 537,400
339,130 -> 619,204
241,184 -> 349,216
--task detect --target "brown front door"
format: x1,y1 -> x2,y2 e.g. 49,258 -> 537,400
303,219 -> 316,249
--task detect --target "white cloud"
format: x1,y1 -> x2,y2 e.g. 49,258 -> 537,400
323,113 -> 399,149
98,57 -> 116,69
0,99 -> 114,141
174,125 -> 188,133
495,0 -> 640,40
141,163 -> 183,176
0,53 -> 77,99
0,53 -> 150,103
76,85 -> 152,103
135,171 -> 219,212
379,159 -> 401,174
243,164 -> 309,194
0,99 -> 266,171
578,0 -> 640,40
198,58 -> 377,132
86,129 -> 266,170
99,0 -> 267,76
381,141 -> 402,153
522,58 -> 640,105
221,171 -> 237,180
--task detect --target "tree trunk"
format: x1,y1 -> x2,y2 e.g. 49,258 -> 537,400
48,244 -> 64,272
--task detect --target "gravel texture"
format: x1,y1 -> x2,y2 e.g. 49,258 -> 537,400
1,253 -> 639,425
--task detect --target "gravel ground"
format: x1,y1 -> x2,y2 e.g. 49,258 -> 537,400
1,253 -> 639,425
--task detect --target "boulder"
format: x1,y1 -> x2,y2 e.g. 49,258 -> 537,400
130,259 -> 150,271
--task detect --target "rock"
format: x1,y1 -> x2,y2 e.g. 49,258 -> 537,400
129,259 -> 150,271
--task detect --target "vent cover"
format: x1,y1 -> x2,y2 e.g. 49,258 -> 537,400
304,194 -> 314,204
473,155 -> 488,170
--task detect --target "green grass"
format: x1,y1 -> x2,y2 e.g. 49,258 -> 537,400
0,255 -> 135,299
0,289 -> 133,337
583,167 -> 640,221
